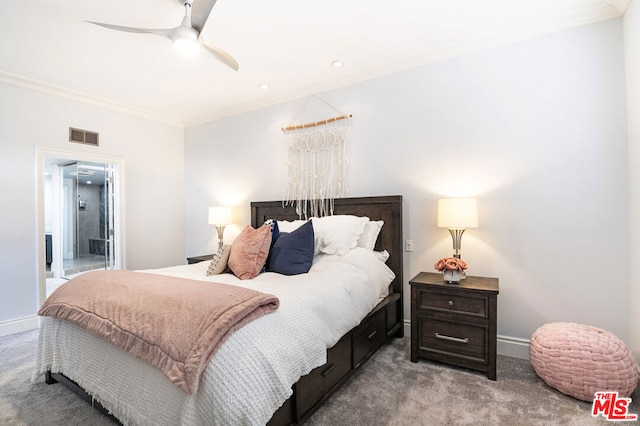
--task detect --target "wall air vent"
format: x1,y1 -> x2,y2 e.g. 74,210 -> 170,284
69,127 -> 99,147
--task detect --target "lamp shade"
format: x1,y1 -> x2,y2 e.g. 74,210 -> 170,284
437,198 -> 478,229
208,206 -> 232,225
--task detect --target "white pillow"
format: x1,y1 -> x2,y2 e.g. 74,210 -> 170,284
315,247 -> 396,297
357,220 -> 384,250
311,215 -> 369,255
276,219 -> 307,232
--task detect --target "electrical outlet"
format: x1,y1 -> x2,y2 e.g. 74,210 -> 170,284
405,239 -> 414,252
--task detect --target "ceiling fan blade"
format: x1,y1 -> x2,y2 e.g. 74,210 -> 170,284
202,43 -> 239,71
86,21 -> 173,41
190,0 -> 218,33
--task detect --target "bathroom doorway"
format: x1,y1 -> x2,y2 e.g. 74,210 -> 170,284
38,148 -> 123,301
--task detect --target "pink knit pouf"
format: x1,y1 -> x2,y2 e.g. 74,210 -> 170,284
530,322 -> 638,402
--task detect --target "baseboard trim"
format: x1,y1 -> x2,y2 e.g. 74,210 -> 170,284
0,315 -> 39,337
497,334 -> 530,360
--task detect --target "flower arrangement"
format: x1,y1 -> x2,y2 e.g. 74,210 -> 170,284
434,257 -> 468,272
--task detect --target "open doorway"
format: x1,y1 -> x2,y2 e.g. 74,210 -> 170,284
44,160 -> 117,295
37,147 -> 124,304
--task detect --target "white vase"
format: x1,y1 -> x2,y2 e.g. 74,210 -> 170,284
443,270 -> 461,283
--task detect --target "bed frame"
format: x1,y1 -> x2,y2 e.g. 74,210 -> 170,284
45,195 -> 404,425
252,195 -> 404,425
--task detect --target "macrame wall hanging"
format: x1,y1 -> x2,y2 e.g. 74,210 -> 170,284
281,96 -> 352,218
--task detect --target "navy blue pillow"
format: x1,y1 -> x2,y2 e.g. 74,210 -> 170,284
266,220 -> 314,275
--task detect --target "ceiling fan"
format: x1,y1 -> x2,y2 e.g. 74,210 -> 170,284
86,0 -> 238,71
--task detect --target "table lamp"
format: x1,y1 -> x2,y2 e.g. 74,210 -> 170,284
437,198 -> 478,262
208,206 -> 232,249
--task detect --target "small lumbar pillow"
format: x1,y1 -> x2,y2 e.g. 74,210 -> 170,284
206,245 -> 232,276
267,220 -> 314,275
228,225 -> 272,280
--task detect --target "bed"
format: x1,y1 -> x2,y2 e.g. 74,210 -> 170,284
33,195 -> 404,425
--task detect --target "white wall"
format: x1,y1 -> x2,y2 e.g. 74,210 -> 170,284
185,19 -> 630,352
625,0 -> 640,365
0,83 -> 185,334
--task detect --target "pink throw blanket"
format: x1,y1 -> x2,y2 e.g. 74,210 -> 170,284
38,270 -> 279,394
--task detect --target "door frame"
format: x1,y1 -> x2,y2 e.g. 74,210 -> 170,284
36,146 -> 126,306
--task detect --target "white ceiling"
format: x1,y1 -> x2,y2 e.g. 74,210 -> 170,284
0,0 -> 629,127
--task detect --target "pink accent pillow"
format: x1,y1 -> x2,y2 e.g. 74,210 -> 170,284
228,225 -> 272,280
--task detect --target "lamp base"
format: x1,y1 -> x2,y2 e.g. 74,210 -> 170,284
215,225 -> 226,249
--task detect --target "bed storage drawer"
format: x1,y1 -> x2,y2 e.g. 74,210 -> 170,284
296,334 -> 352,417
352,308 -> 386,368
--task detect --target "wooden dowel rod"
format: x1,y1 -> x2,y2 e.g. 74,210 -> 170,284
282,114 -> 352,131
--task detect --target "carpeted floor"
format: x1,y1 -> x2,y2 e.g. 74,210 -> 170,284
0,329 -> 637,425
0,329 -> 114,426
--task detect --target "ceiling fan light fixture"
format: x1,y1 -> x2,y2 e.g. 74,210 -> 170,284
172,23 -> 199,55
174,37 -> 199,55
86,0 -> 238,70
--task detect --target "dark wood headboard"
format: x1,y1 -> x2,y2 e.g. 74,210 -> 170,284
250,196 -> 403,296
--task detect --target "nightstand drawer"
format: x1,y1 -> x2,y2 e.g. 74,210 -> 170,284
417,289 -> 487,318
417,317 -> 487,363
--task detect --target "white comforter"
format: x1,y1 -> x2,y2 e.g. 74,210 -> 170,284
33,248 -> 395,426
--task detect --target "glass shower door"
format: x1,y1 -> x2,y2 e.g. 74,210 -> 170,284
60,161 -> 114,277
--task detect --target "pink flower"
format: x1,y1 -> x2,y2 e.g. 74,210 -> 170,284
434,257 -> 468,272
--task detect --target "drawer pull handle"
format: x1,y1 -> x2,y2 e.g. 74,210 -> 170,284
367,330 -> 378,340
435,333 -> 469,344
321,364 -> 336,377
448,300 -> 454,306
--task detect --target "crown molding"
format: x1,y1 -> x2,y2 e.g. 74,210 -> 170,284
606,0 -> 632,14
0,70 -> 184,128
1,0 -> 625,129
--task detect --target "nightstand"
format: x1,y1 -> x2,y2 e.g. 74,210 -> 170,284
186,254 -> 214,264
410,271 -> 499,380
